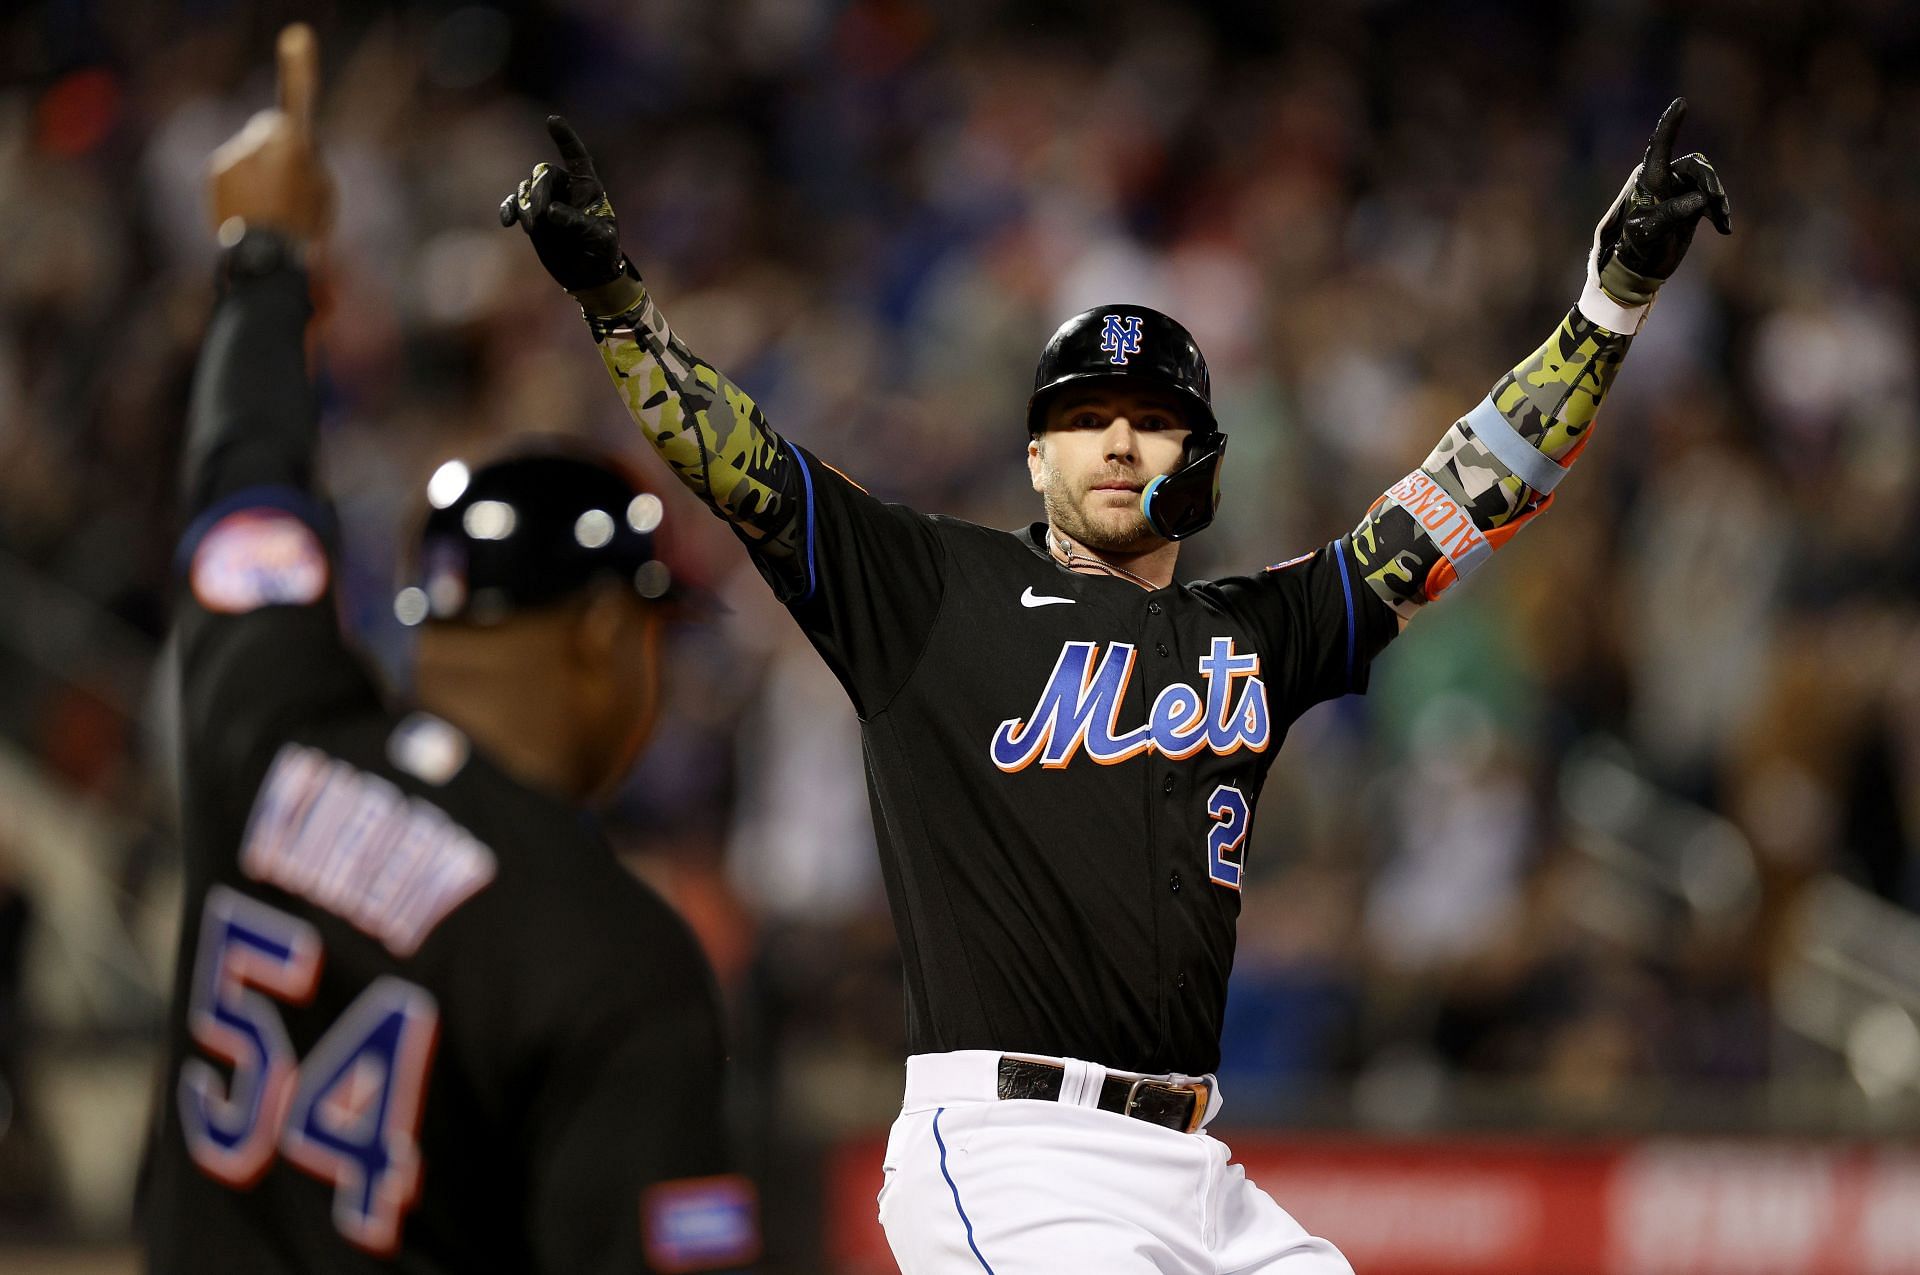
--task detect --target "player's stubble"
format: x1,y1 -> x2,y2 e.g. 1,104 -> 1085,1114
1034,447 -> 1165,554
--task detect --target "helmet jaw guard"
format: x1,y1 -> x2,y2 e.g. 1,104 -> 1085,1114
1141,431 -> 1229,541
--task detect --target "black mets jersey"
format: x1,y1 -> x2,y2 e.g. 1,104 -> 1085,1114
598,249 -> 1628,1086
145,257 -> 755,1273
758,447 -> 1399,1077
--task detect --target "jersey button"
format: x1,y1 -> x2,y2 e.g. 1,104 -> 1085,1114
1169,871 -> 1181,893
1175,972 -> 1188,990
1162,774 -> 1175,794
1155,642 -> 1170,657
1147,601 -> 1162,615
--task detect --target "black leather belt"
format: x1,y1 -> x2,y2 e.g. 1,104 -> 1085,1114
995,1056 -> 1210,1134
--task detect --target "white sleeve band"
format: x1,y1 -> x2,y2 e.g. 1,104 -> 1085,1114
1462,396 -> 1569,495
1578,276 -> 1652,336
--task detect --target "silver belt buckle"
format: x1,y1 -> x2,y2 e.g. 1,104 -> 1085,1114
1122,1076 -> 1208,1133
1122,1077 -> 1176,1119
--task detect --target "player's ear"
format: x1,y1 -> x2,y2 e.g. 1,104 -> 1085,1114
1027,436 -> 1045,494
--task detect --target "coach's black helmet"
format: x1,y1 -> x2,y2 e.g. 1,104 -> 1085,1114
397,445 -> 692,625
1025,304 -> 1229,541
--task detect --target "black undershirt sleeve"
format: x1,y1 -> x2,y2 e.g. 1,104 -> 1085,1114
180,263 -> 320,513
174,255 -> 379,802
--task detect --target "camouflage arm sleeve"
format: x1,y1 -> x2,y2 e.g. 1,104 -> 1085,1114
590,285 -> 804,577
1346,305 -> 1631,619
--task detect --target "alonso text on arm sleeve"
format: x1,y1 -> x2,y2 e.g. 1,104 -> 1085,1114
1345,304 -> 1631,620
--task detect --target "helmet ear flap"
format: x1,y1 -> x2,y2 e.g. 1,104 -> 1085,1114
1141,432 -> 1229,541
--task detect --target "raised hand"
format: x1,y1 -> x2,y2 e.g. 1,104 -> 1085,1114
499,116 -> 626,294
1598,98 -> 1733,297
207,23 -> 334,242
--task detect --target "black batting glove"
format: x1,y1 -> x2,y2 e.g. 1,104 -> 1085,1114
1594,98 -> 1733,305
499,116 -> 640,312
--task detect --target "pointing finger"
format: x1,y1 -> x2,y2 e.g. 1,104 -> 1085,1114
547,115 -> 598,179
276,23 -> 320,137
1641,97 -> 1686,193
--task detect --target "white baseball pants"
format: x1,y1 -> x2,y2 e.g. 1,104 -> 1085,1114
877,1051 -> 1353,1274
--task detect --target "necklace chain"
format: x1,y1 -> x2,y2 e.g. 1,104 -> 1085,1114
1047,528 -> 1159,592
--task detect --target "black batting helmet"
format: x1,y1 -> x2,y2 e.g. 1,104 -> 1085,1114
1024,304 -> 1216,437
1025,304 -> 1229,542
396,444 -> 692,626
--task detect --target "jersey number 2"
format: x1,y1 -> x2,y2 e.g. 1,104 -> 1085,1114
1206,784 -> 1250,890
178,885 -> 439,1255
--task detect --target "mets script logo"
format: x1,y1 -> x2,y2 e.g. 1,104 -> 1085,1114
990,638 -> 1270,772
1100,314 -> 1144,365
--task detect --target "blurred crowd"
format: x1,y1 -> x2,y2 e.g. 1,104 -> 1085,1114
3,0 -> 1920,1246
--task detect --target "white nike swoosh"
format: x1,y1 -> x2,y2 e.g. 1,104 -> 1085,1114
1021,587 -> 1076,608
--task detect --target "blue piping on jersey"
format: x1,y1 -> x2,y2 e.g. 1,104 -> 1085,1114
174,483 -> 331,575
791,447 -> 820,606
1333,538 -> 1357,689
933,1107 -> 995,1273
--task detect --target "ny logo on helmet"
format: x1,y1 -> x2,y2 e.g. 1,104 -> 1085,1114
1100,314 -> 1143,366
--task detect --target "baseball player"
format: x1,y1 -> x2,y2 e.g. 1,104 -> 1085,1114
503,98 -> 1729,1272
146,28 -> 757,1273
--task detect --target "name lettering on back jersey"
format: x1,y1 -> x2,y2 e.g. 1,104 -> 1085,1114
990,637 -> 1270,772
241,744 -> 497,956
